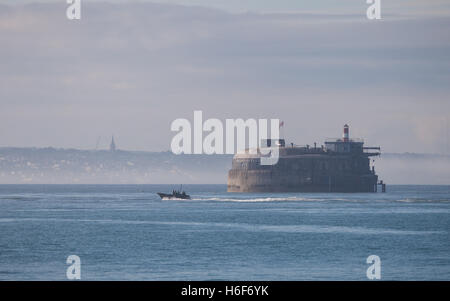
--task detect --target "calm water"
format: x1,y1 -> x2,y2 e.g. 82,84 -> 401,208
0,184 -> 449,280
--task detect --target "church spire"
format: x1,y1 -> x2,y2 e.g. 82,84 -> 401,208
110,135 -> 116,152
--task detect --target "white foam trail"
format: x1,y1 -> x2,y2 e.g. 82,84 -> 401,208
0,217 -> 443,235
190,196 -> 325,202
394,198 -> 450,203
189,196 -> 450,203
161,197 -> 191,201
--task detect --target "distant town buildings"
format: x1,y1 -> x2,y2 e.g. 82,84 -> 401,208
0,147 -> 232,184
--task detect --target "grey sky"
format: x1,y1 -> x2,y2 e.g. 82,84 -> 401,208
4,0 -> 450,15
0,1 -> 450,153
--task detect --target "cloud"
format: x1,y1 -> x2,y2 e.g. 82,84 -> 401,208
4,0 -> 450,15
0,2 -> 449,153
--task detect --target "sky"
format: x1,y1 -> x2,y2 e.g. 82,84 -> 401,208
4,0 -> 450,15
0,1 -> 450,153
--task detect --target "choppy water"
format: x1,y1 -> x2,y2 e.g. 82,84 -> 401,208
0,184 -> 449,280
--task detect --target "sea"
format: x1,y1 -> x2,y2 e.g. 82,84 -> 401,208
0,184 -> 449,280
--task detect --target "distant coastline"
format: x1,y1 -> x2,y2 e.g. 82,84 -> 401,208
0,147 -> 449,185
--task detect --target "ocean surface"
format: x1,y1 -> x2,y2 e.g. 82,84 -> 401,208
0,184 -> 449,281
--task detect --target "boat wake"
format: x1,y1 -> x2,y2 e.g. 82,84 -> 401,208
190,196 -> 326,203
188,196 -> 450,203
161,197 -> 191,201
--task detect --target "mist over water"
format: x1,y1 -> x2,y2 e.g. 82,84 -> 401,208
1,148 -> 450,185
377,154 -> 450,185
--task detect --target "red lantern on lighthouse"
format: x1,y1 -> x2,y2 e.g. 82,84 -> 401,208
343,124 -> 349,142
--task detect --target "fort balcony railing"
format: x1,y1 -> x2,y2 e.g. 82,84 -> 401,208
324,138 -> 365,143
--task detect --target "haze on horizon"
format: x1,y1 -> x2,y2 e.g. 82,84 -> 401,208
1,1 -> 450,154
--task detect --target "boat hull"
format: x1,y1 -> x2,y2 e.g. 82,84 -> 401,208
157,193 -> 191,200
